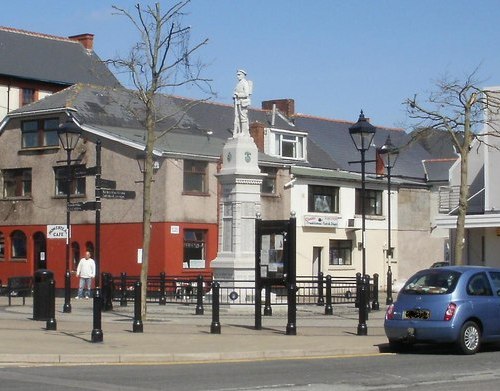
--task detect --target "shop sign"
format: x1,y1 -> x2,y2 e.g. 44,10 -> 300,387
47,225 -> 68,239
303,215 -> 339,227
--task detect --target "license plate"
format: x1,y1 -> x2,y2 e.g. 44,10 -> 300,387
404,309 -> 430,320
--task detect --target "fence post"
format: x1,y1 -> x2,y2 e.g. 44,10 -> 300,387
120,272 -> 127,307
264,283 -> 272,316
285,282 -> 297,336
317,272 -> 324,306
372,273 -> 380,310
91,287 -> 103,342
133,281 -> 143,333
355,272 -> 361,308
386,266 -> 393,305
195,275 -> 204,315
101,272 -> 113,311
324,275 -> 333,315
210,282 -> 221,334
46,279 -> 57,331
159,272 -> 167,305
357,275 -> 368,336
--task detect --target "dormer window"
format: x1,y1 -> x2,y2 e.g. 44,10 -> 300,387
273,132 -> 306,160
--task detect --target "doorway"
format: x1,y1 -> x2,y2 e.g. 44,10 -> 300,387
33,231 -> 47,270
312,246 -> 322,277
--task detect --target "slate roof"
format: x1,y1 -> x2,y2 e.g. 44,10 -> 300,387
293,114 -> 436,181
0,27 -> 120,87
4,83 -> 450,183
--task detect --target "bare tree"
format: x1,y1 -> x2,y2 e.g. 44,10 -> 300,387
405,70 -> 500,264
109,1 -> 211,317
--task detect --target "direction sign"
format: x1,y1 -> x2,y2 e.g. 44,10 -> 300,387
97,178 -> 117,189
67,201 -> 100,211
100,189 -> 136,200
61,166 -> 98,178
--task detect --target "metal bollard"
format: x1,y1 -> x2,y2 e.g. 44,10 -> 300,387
102,273 -> 113,311
365,274 -> 371,320
195,275 -> 204,315
286,282 -> 297,335
91,287 -> 103,342
210,282 -> 221,334
159,272 -> 167,306
324,275 -> 333,315
386,266 -> 393,305
357,276 -> 368,336
46,279 -> 57,331
317,272 -> 324,306
372,273 -> 380,310
264,283 -> 272,316
133,281 -> 143,333
120,272 -> 127,307
355,272 -> 361,308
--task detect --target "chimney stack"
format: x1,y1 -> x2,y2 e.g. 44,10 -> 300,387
69,33 -> 94,50
262,99 -> 295,118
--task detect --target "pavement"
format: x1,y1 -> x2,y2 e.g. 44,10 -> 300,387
0,296 -> 390,365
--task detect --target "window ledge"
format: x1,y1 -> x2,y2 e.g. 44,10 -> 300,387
19,146 -> 59,154
182,192 -> 210,197
261,193 -> 280,198
354,214 -> 385,221
1,197 -> 32,201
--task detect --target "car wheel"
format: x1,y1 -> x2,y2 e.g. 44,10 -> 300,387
458,321 -> 480,355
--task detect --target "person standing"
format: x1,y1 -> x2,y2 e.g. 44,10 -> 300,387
75,251 -> 96,299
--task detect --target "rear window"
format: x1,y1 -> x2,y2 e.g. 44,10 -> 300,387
402,270 -> 461,295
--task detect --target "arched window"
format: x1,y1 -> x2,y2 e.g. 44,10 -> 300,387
71,242 -> 80,270
86,242 -> 94,258
0,231 -> 5,260
11,230 -> 27,259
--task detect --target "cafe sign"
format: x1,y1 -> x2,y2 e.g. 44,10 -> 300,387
47,225 -> 68,239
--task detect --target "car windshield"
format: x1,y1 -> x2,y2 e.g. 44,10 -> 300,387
402,270 -> 461,295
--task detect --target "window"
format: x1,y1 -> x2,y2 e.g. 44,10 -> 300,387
309,185 -> 339,213
260,167 -> 277,195
21,118 -> 59,148
355,189 -> 383,216
274,133 -> 305,159
329,240 -> 352,265
467,273 -> 492,296
183,230 -> 206,268
22,88 -> 36,106
2,168 -> 32,198
11,230 -> 27,259
0,232 -> 4,260
54,166 -> 86,196
183,160 -> 208,193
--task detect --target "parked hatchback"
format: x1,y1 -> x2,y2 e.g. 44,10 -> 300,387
384,266 -> 500,354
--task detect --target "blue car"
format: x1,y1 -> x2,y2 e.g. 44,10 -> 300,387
384,266 -> 500,354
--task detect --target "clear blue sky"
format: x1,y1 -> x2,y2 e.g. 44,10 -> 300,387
3,1 -> 500,129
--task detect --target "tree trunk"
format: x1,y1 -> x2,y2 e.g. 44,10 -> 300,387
454,150 -> 468,265
140,106 -> 156,319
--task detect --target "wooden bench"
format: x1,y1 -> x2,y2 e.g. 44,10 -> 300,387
7,276 -> 33,306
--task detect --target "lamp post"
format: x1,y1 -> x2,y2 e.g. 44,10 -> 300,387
378,135 -> 399,259
349,111 -> 376,277
57,119 -> 82,313
349,111 -> 376,336
378,135 -> 399,306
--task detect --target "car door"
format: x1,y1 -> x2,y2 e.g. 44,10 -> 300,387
466,272 -> 498,338
486,271 -> 500,337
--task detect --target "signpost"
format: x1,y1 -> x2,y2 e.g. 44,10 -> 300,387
100,189 -> 136,200
67,201 -> 99,211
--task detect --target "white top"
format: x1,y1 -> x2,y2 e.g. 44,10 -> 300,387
76,257 -> 96,279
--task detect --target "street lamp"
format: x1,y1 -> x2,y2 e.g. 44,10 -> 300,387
349,110 -> 376,277
58,118 -> 81,313
349,110 -> 376,336
378,135 -> 399,259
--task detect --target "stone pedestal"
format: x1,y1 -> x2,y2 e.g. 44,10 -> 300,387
210,134 -> 265,302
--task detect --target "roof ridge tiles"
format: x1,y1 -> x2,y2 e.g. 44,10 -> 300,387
0,26 -> 77,44
294,112 -> 405,132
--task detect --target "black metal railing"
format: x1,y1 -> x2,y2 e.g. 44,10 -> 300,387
103,271 -> 376,308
